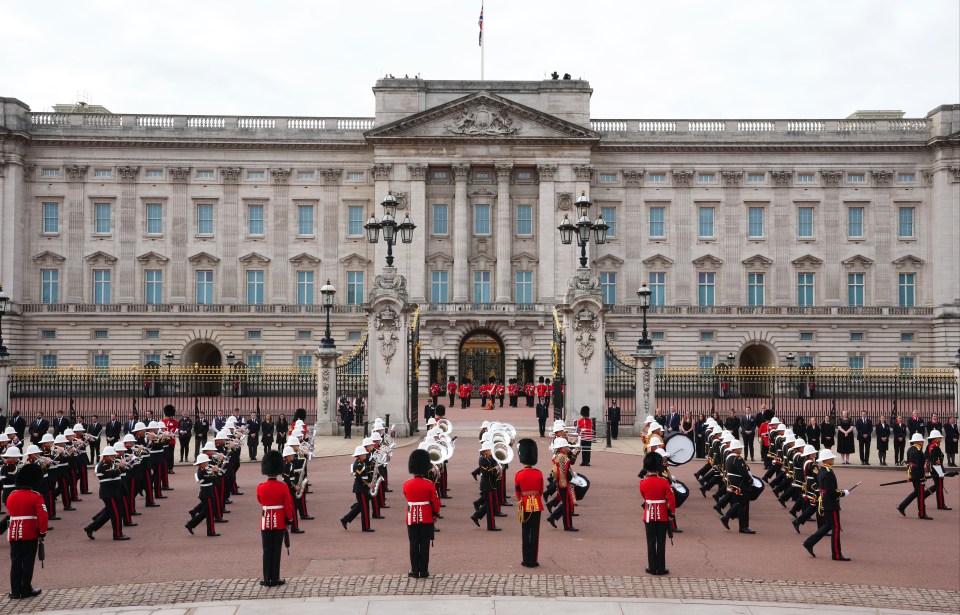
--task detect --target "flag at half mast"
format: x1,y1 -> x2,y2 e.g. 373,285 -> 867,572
478,3 -> 484,46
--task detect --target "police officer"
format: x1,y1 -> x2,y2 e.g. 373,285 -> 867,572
535,400 -> 549,438
607,402 -> 621,440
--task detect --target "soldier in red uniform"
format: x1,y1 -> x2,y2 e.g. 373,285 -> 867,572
257,450 -> 296,587
459,380 -> 473,409
524,381 -> 535,407
495,379 -> 505,407
639,452 -> 676,575
536,377 -> 548,408
162,405 -> 179,475
514,439 -> 543,568
447,376 -> 457,407
575,407 -> 595,466
403,448 -> 441,578
508,379 -> 520,407
479,381 -> 490,407
429,382 -> 441,405
6,463 -> 48,599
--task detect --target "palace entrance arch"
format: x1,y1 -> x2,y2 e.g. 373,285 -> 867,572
736,342 -> 777,398
181,341 -> 223,396
458,330 -> 505,386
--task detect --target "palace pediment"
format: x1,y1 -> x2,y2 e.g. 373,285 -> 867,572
364,91 -> 600,143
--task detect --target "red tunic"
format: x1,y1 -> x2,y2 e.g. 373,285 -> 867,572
639,475 -> 676,522
402,476 -> 441,525
480,384 -> 490,399
459,384 -> 470,399
536,384 -> 548,398
524,384 -> 534,397
162,417 -> 178,436
6,488 -> 49,541
429,383 -> 441,397
256,477 -> 296,530
576,417 -> 595,442
758,422 -> 771,446
508,384 -> 520,397
514,467 -> 544,512
447,381 -> 457,395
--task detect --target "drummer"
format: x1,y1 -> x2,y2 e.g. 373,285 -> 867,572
645,422 -> 665,454
656,449 -> 683,533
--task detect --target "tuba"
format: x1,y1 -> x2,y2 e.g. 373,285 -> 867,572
492,441 -> 514,466
436,418 -> 453,435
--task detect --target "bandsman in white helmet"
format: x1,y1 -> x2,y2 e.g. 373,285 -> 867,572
922,430 -> 951,510
546,437 -> 577,532
83,446 -> 129,541
802,449 -> 851,560
185,452 -> 220,537
720,439 -> 755,534
339,445 -> 374,532
897,432 -> 932,519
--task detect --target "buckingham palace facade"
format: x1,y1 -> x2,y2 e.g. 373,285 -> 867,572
0,79 -> 958,381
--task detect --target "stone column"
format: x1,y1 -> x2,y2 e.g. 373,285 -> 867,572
407,163 -> 428,303
562,269 -> 606,424
65,165 -> 89,303
623,169 -> 644,300
367,269 -> 412,437
871,170 -> 894,305
319,169 -> 343,287
495,163 -> 513,302
168,167 -> 191,303
117,166 -> 140,304
536,164 -> 557,302
634,350 -> 657,436
452,163 -> 470,302
0,359 -> 12,418
671,171 -> 693,304
314,346 -> 340,436
721,171 -> 743,306
270,168 -> 292,304
770,171 -> 793,305
0,154 -> 29,302
220,167 -> 242,303
820,171 -> 844,305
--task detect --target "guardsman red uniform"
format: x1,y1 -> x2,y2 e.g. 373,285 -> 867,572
508,381 -> 520,407
524,382 -> 535,407
7,464 -> 49,599
257,451 -> 296,587
479,383 -> 490,405
639,453 -> 676,575
404,449 -> 441,578
495,382 -> 505,407
514,439 -> 544,568
429,383 -> 441,404
536,380 -> 548,403
459,383 -> 473,408
446,378 -> 457,406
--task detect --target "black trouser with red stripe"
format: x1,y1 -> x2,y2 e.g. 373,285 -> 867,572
521,511 -> 541,565
548,486 -> 575,529
10,539 -> 39,598
924,475 -> 947,509
88,494 -> 124,538
343,492 -> 372,530
473,488 -> 499,529
803,508 -> 842,558
187,494 -> 217,535
899,479 -> 927,517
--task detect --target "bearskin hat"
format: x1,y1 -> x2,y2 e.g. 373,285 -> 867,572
261,449 -> 284,477
408,448 -> 432,476
580,406 -> 590,418
517,438 -> 538,466
293,408 -> 307,423
163,404 -> 176,418
15,463 -> 44,491
642,452 -> 664,475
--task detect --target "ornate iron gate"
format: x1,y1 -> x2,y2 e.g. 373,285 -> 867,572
604,335 -> 637,425
551,308 -> 565,421
408,307 -> 422,433
336,333 -> 369,425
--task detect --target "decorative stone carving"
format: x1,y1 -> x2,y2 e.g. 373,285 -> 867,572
841,254 -> 874,269
510,252 -> 539,271
892,255 -> 925,269
452,163 -> 470,180
288,253 -> 321,267
370,267 -> 408,303
721,170 -> 743,187
692,254 -> 724,269
950,167 -> 960,182
117,166 -> 140,182
84,250 -> 118,266
444,105 -> 520,135
593,254 -> 624,270
573,165 -> 593,182
407,163 -> 427,181
495,163 -> 513,181
371,163 -> 393,181
136,251 -> 169,264
573,308 -> 600,371
187,251 -> 221,266
168,167 -> 191,183
24,164 -> 36,180
622,169 -> 644,187
320,168 -> 343,184
374,306 -> 401,374
770,170 -> 793,186
476,238 -> 489,256
537,164 -> 557,182
519,327 -> 534,351
65,165 -> 88,181
220,167 -> 242,183
820,170 -> 843,187
791,254 -> 824,269
392,191 -> 409,210
556,192 -> 573,211
320,364 -> 331,418
741,254 -> 773,270
566,268 -> 601,303
270,168 -> 292,183
468,188 -> 495,198
238,252 -> 272,266
33,251 -> 66,265
921,169 -> 934,184
430,327 -> 445,350
642,254 -> 675,269
671,170 -> 693,187
871,170 -> 893,186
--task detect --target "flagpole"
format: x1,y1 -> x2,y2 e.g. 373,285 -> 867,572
480,3 -> 485,81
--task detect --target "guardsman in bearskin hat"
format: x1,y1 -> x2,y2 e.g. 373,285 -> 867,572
7,463 -> 48,599
403,448 -> 441,578
257,450 -> 295,586
638,452 -> 675,575
514,439 -> 544,568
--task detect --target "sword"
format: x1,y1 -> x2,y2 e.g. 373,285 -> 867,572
879,470 -> 958,487
846,481 -> 862,492
284,528 -> 290,556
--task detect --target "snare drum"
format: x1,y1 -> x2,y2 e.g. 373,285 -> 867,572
749,476 -> 765,501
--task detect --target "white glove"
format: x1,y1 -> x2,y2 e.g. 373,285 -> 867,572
843,489 -> 850,497
934,465 -> 945,477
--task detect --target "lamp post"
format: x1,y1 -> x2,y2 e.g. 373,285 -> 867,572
364,191 -> 416,268
225,351 -> 236,368
636,282 -> 653,353
320,280 -> 336,349
558,191 -> 608,268
0,285 -> 9,358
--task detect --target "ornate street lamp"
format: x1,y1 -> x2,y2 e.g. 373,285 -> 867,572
558,191 -> 608,268
0,285 -> 9,358
225,351 -> 236,367
319,279 -> 336,349
786,352 -> 796,368
365,191 -> 416,267
726,352 -> 736,365
636,282 -> 653,353
953,348 -> 960,369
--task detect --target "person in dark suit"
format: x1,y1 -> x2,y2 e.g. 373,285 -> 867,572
820,415 -> 835,450
875,417 -> 891,465
854,411 -> 873,465
893,415 -> 908,466
740,410 -> 757,461
724,409 -> 740,440
104,414 -> 122,450
29,413 -> 49,445
535,401 -> 549,438
123,413 -> 136,436
193,412 -> 210,458
246,413 -> 260,461
694,414 -> 707,458
87,415 -> 104,462
213,410 -> 227,433
52,410 -> 70,436
906,411 -> 925,438
945,417 -> 959,467
423,402 -> 437,422
9,410 -> 27,442
665,407 -> 681,435
607,403 -> 621,440
339,400 -> 354,440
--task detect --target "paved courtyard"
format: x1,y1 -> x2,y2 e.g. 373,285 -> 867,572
2,404 -> 958,614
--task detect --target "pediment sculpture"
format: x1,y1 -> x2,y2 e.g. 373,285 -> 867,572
445,105 -> 521,136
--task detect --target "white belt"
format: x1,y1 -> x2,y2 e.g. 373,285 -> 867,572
645,499 -> 666,504
407,501 -> 430,506
10,516 -> 37,521
262,505 -> 284,510
199,482 -> 212,487
98,477 -> 121,482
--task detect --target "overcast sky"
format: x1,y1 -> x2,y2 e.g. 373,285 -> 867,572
2,0 -> 957,119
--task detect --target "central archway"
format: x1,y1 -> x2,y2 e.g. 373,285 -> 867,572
737,342 -> 777,398
458,329 -> 505,385
181,341 -> 224,396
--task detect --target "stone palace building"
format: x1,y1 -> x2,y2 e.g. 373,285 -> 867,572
0,79 -> 958,384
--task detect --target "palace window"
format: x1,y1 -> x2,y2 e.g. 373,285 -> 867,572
297,271 -> 315,306
649,272 -> 665,306
94,203 -> 112,234
93,269 -> 111,304
347,271 -> 364,305
197,203 -> 214,235
847,273 -> 864,307
847,207 -> 864,238
601,206 -> 616,238
649,206 -> 665,238
797,206 -> 814,238
297,204 -> 315,236
246,270 -> 264,305
747,273 -> 765,306
747,207 -> 764,238
42,202 -> 60,233
247,204 -> 264,236
432,204 -> 449,235
516,205 -> 533,236
898,207 -> 914,238
698,206 -> 714,238
600,272 -> 616,305
698,272 -> 715,306
430,271 -> 449,304
473,271 -> 491,303
196,271 -> 214,304
898,273 -> 915,307
797,273 -> 815,306
474,204 -> 491,236
515,271 -> 533,304
145,270 -> 163,305
41,269 -> 59,304
146,202 -> 164,235
347,206 -> 364,237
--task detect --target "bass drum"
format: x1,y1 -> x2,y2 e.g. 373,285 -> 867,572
571,473 -> 590,501
671,479 -> 690,508
664,433 -> 695,466
748,476 -> 765,501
